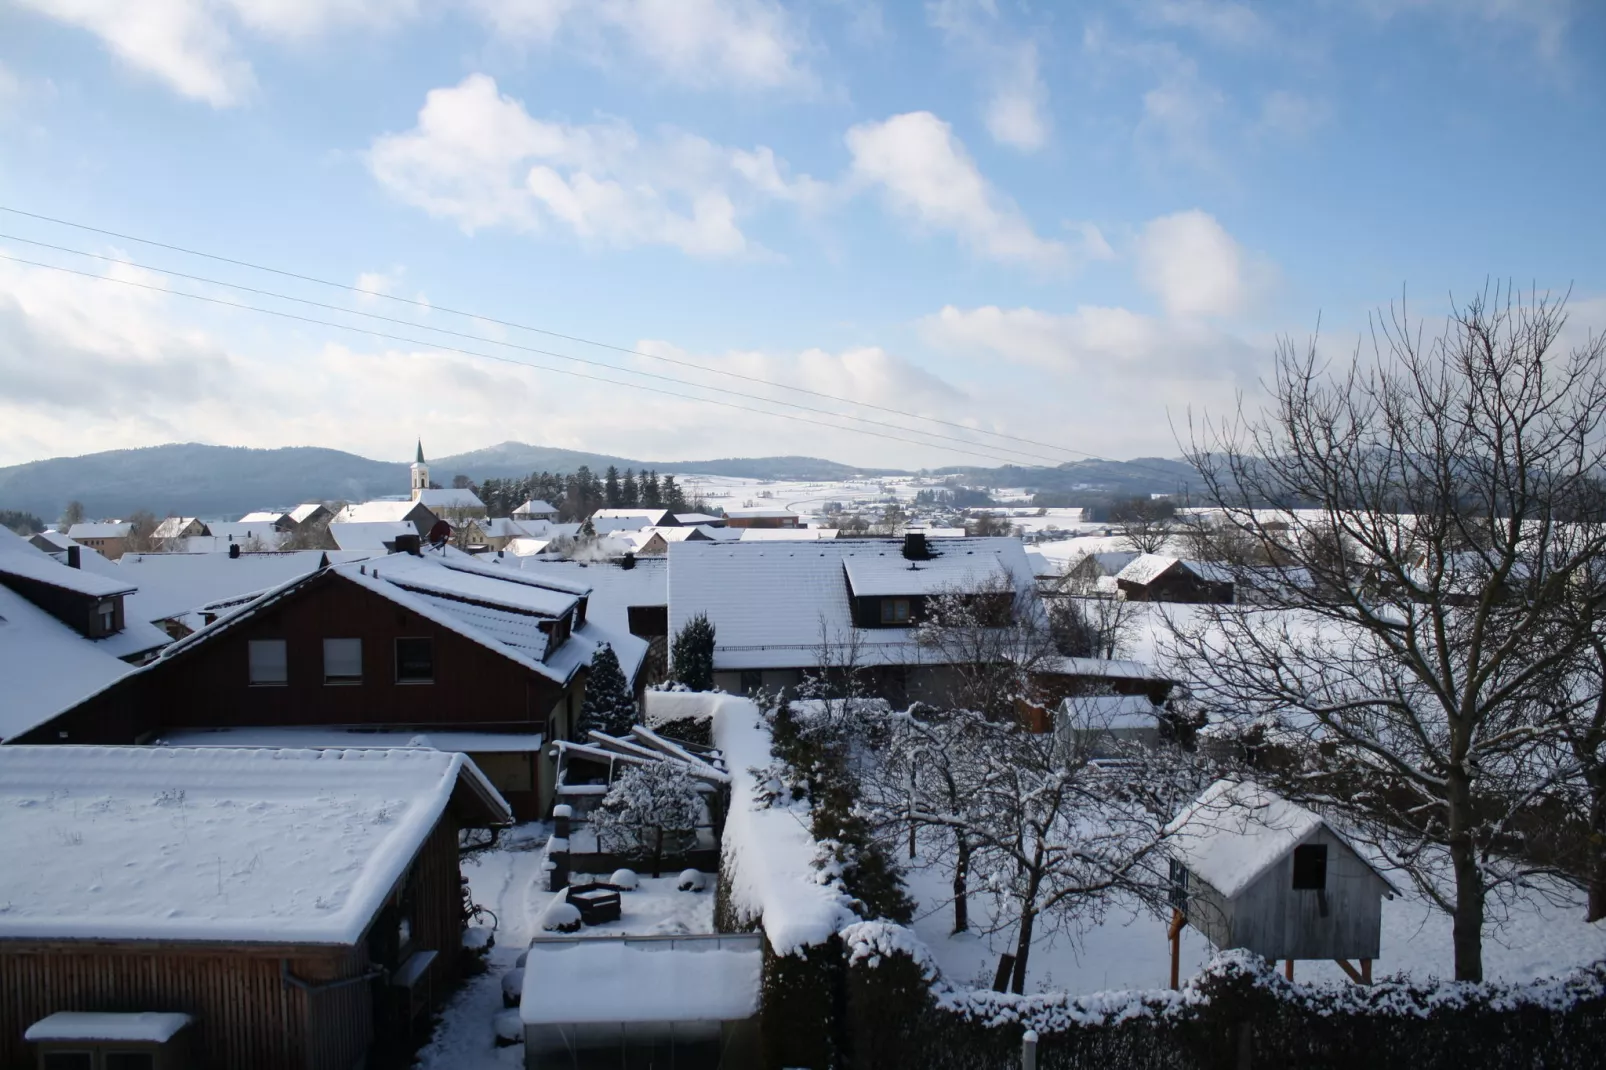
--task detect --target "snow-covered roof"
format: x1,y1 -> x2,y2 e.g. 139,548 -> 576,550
288,502 -> 328,524
842,546 -> 1013,597
67,522 -> 132,539
0,745 -> 509,945
513,499 -> 558,515
30,529 -> 76,551
338,500 -> 431,524
738,527 -> 833,541
1058,694 -> 1164,731
416,487 -> 485,511
0,585 -> 135,741
237,511 -> 288,525
157,726 -> 545,753
0,528 -> 136,597
1166,780 -> 1398,899
26,1012 -> 192,1043
503,536 -> 553,556
520,935 -> 762,1025
673,512 -> 721,524
1115,554 -> 1233,587
329,520 -> 418,551
723,508 -> 799,519
151,516 -> 204,539
100,550 -> 328,624
1034,655 -> 1169,682
667,538 -> 1037,671
206,521 -> 286,546
479,517 -> 539,539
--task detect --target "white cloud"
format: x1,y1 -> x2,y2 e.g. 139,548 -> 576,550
469,0 -> 813,90
367,74 -> 822,257
0,255 -> 1018,470
1134,209 -> 1265,318
1136,61 -> 1226,174
1255,89 -> 1328,139
929,0 -> 1051,151
919,302 -> 1265,457
844,111 -> 1063,267
1141,0 -> 1269,48
14,0 -> 418,107
1360,0 -> 1574,61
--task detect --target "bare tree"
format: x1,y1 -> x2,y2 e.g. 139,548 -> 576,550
1111,497 -> 1177,555
1174,288 -> 1606,980
870,704 -> 1183,992
916,575 -> 1055,720
967,513 -> 1016,537
59,500 -> 85,531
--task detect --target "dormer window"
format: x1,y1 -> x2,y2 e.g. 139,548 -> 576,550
880,598 -> 912,625
96,600 -> 116,635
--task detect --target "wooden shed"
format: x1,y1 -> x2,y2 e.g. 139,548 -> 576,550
1164,780 -> 1397,984
0,745 -> 511,1070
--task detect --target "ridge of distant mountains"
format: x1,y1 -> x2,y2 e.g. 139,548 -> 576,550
0,441 -> 1198,520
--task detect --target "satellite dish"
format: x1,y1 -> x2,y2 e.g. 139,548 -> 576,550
427,520 -> 452,547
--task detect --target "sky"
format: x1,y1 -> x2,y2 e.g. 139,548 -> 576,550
0,1 -> 1603,472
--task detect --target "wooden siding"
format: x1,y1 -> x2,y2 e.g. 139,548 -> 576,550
1186,827 -> 1389,962
1,813 -> 469,1070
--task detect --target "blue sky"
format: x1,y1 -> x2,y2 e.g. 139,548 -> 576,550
0,0 -> 1602,471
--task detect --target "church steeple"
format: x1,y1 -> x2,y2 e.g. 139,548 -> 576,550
410,440 -> 430,501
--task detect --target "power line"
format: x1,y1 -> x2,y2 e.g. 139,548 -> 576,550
0,251 -> 1066,469
0,231 -> 1070,468
0,204 -> 1105,464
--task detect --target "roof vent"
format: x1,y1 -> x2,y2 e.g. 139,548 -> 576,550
902,532 -> 931,561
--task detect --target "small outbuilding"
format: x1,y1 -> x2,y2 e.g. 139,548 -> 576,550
1115,554 -> 1234,604
1164,780 -> 1398,984
519,933 -> 762,1068
0,745 -> 511,1070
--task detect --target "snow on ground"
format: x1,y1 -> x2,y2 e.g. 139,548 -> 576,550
413,823 -> 716,1070
902,845 -> 1606,995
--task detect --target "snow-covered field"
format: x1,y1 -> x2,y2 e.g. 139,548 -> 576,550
414,824 -> 716,1070
901,846 -> 1606,995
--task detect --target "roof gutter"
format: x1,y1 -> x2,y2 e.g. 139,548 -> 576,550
280,959 -> 385,994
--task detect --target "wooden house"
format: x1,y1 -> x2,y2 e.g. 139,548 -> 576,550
1115,554 -> 1235,604
150,517 -> 209,542
1164,780 -> 1397,984
0,530 -> 171,665
335,501 -> 441,538
18,549 -> 648,820
721,508 -> 799,529
0,745 -> 510,1070
513,500 -> 560,522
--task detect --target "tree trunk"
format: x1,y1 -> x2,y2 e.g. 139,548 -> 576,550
1446,767 -> 1485,982
1010,900 -> 1037,994
652,825 -> 664,879
952,839 -> 970,934
1588,770 -> 1606,924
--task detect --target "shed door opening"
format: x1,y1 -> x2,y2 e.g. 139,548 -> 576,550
1292,843 -> 1328,890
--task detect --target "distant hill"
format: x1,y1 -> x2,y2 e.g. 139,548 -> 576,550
935,457 -> 1203,499
0,442 -> 904,520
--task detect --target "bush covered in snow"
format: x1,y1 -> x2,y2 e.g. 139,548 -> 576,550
540,902 -> 582,934
678,868 -> 706,892
589,761 -> 702,875
609,868 -> 639,890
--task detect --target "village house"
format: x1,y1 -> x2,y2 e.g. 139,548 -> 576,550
587,508 -> 678,533
512,499 -> 560,522
83,548 -> 335,638
289,502 -> 333,529
329,520 -> 422,554
0,745 -> 510,1070
26,529 -> 76,556
23,548 -> 644,820
66,521 -> 133,561
0,529 -> 171,667
1115,554 -> 1235,604
238,510 -> 297,531
335,500 -> 441,537
721,507 -> 800,529
150,516 -> 208,541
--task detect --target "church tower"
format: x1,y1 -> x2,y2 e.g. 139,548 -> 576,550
410,440 -> 429,501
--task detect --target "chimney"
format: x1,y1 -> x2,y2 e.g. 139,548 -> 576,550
902,532 -> 929,561
228,542 -> 241,559
66,545 -> 81,569
394,533 -> 422,556
621,552 -> 636,571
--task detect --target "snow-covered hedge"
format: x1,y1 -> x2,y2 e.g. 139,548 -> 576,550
709,693 -> 857,954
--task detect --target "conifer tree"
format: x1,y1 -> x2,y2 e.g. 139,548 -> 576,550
604,466 -> 622,507
671,612 -> 717,691
661,474 -> 686,513
643,471 -> 662,508
579,644 -> 637,737
622,469 -> 639,508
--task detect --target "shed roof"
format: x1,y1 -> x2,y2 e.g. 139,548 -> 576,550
26,1012 -> 192,1043
67,522 -> 132,539
520,935 -> 761,1024
0,745 -> 509,945
1166,779 -> 1399,899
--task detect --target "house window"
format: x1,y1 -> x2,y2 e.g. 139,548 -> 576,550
42,1054 -> 93,1070
105,1055 -> 157,1070
739,670 -> 762,695
1292,843 -> 1328,890
97,601 -> 116,634
880,598 -> 912,625
248,639 -> 288,685
396,637 -> 434,683
323,638 -> 363,684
